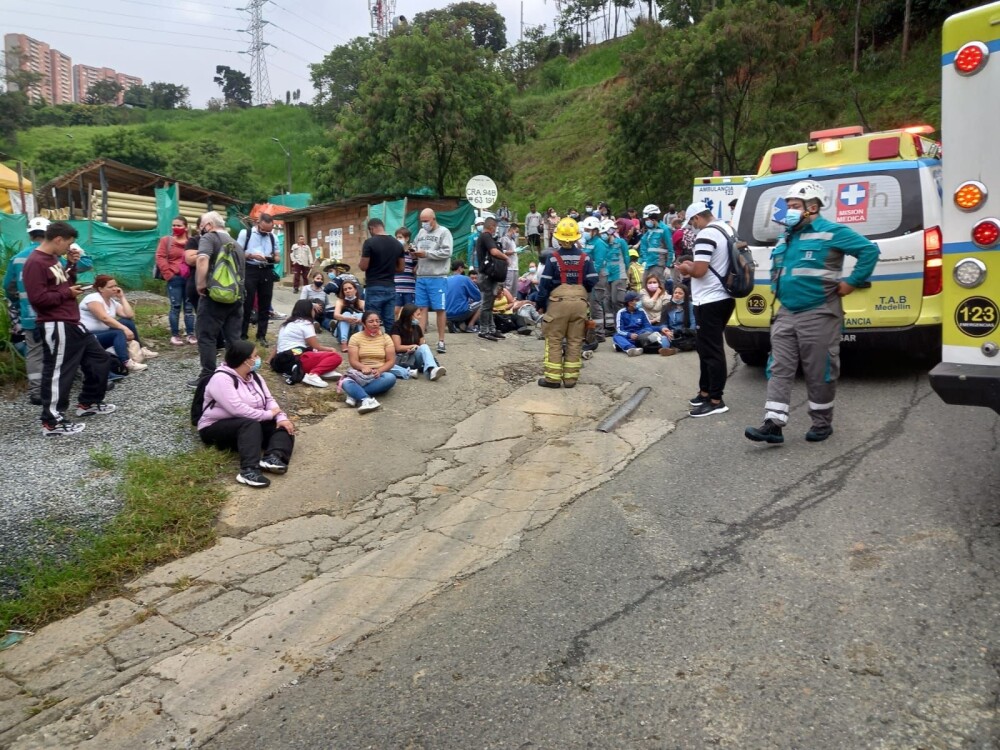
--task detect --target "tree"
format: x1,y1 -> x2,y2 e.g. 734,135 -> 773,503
30,142 -> 92,183
123,83 -> 152,108
91,128 -> 166,172
309,35 -> 377,122
86,79 -> 124,106
164,140 -> 259,199
149,82 -> 190,109
413,2 -> 507,53
0,89 -> 31,144
321,23 -> 522,199
213,66 -> 252,108
605,0 -> 833,204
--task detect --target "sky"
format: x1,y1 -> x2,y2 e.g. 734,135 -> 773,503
0,0 -> 565,108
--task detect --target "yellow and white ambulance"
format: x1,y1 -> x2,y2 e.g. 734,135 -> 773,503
691,174 -> 755,224
929,1 -> 1000,413
725,125 -> 944,366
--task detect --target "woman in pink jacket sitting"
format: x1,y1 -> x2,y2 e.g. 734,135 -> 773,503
196,339 -> 295,488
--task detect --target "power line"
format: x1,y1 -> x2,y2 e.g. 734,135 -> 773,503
265,44 -> 313,66
267,60 -> 312,86
2,9 -> 246,43
25,0 -> 246,32
115,0 -> 245,22
268,21 -> 327,54
268,0 -> 350,45
2,25 -> 243,53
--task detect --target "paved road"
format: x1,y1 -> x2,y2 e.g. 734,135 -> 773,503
207,355 -> 1000,749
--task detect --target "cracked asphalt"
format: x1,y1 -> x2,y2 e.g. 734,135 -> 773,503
205,353 -> 1000,750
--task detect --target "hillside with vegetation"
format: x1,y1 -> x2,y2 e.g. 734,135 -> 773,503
0,0 -> 962,216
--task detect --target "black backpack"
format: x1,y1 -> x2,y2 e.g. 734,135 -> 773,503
270,348 -> 306,385
190,369 -> 263,426
705,222 -> 755,298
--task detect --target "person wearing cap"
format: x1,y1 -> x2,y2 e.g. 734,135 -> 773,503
676,201 -> 738,417
744,180 -> 879,445
613,291 -> 671,356
604,219 -> 630,317
323,262 -> 361,298
627,247 -> 643,293
467,216 -> 485,271
3,217 -> 93,406
413,208 -> 453,355
535,217 -> 598,389
22,222 -> 115,436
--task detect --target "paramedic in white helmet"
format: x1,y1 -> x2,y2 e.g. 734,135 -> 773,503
638,204 -> 673,286
745,180 -> 879,446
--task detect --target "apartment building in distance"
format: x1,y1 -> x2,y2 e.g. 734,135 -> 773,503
4,33 -> 141,105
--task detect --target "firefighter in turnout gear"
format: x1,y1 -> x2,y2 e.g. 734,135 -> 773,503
535,218 -> 598,389
745,179 -> 879,445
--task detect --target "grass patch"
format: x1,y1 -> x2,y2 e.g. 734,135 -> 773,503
89,445 -> 116,471
131,297 -> 171,340
0,448 -> 231,631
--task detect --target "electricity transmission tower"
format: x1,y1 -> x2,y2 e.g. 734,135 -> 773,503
368,0 -> 397,38
244,0 -> 272,105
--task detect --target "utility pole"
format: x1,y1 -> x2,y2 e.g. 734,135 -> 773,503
244,0 -> 272,106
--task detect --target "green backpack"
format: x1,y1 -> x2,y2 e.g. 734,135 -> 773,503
206,233 -> 243,304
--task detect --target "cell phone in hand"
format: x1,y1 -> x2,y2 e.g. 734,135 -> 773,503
78,285 -> 93,292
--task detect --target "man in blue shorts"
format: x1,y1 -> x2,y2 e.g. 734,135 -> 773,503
413,208 -> 453,354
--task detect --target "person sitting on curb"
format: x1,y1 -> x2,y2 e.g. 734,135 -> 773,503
272,300 -> 343,388
659,284 -> 696,353
333,280 -> 365,352
339,310 -> 398,414
613,291 -> 668,356
445,261 -> 482,333
197,340 -> 295,488
390,303 -> 446,381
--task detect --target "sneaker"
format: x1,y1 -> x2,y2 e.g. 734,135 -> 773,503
447,322 -> 459,334
76,402 -> 117,417
42,420 -> 85,436
658,347 -> 678,357
256,337 -> 270,347
140,347 -> 159,359
125,359 -> 148,373
358,397 -> 381,414
259,454 -> 288,474
689,392 -> 709,407
186,335 -> 198,345
478,332 -> 499,341
745,419 -> 785,444
237,469 -> 271,488
689,399 -> 728,417
626,347 -> 643,357
467,325 -> 480,334
407,368 -> 419,378
320,370 -> 342,380
436,341 -> 446,354
344,396 -> 357,407
805,425 -> 834,442
170,336 -> 185,346
492,331 -> 507,340
581,349 -> 594,360
429,366 -> 446,381
516,327 -> 533,336
537,378 -> 561,389
301,372 -> 328,388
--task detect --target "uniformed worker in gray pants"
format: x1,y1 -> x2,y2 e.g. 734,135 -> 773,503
745,180 -> 879,445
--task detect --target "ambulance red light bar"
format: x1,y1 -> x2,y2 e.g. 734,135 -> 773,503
808,126 -> 864,140
954,41 -> 989,76
769,151 -> 798,173
869,136 -> 901,160
901,124 -> 935,135
972,219 -> 1000,249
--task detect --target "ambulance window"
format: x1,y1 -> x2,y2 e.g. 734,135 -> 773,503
738,169 -> 924,244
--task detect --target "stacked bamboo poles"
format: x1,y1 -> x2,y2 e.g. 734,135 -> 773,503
91,190 -> 228,231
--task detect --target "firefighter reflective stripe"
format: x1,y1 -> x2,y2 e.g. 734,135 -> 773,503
543,338 -> 563,383
790,268 -> 840,279
541,285 -> 589,385
799,232 -> 834,241
764,400 -> 790,425
808,400 -> 835,410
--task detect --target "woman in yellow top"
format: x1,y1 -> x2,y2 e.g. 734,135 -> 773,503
340,310 -> 397,414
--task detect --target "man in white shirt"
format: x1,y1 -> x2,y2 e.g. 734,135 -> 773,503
524,203 -> 542,252
676,201 -> 736,418
289,234 -> 312,293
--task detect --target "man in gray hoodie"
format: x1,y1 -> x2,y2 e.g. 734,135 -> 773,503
413,208 -> 453,354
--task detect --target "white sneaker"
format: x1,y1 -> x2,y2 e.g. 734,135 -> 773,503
320,370 -> 341,380
344,396 -> 357,407
125,359 -> 148,372
408,368 -> 419,379
140,347 -> 159,359
626,347 -> 643,357
429,366 -> 446,381
357,397 -> 381,414
301,372 -> 329,388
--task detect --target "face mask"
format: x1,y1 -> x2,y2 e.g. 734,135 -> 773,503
200,227 -> 209,236
250,356 -> 262,373
421,221 -> 432,232
647,284 -> 659,293
172,227 -> 186,237
645,220 -> 654,228
313,280 -> 323,287
779,208 -> 803,227
672,296 -> 684,304
528,266 -> 536,273
328,272 -> 337,280
345,294 -> 357,302
585,206 -> 593,214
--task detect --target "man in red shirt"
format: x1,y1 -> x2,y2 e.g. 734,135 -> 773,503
22,221 -> 115,436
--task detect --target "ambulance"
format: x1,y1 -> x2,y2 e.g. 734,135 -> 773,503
725,125 -> 944,366
928,1 -> 1000,413
691,174 -> 755,224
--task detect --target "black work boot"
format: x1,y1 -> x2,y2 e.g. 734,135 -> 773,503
745,419 -> 784,444
805,425 -> 834,442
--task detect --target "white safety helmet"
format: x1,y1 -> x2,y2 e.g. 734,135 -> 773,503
785,180 -> 828,208
28,216 -> 50,234
599,219 -> 617,234
642,203 -> 661,218
579,216 -> 601,232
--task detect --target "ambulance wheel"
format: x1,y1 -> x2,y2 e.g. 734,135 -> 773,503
738,350 -> 769,367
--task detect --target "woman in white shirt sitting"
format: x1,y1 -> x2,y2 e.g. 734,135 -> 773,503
272,299 -> 343,388
79,275 -> 156,373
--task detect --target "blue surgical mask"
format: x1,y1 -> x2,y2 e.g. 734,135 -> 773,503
645,220 -> 654,228
328,272 -> 337,280
600,232 -> 609,241
251,356 -> 262,372
779,209 -> 803,227
421,221 -> 432,232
